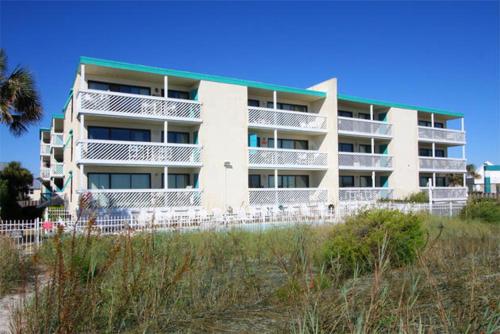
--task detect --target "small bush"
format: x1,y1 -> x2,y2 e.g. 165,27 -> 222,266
379,191 -> 428,203
322,209 -> 426,277
0,236 -> 34,296
460,198 -> 500,223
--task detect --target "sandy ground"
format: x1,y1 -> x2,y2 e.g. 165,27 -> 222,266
0,290 -> 26,334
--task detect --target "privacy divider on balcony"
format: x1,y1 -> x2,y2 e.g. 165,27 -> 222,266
337,117 -> 392,137
339,188 -> 393,202
51,163 -> 64,177
249,188 -> 328,206
248,107 -> 327,132
338,152 -> 393,170
418,127 -> 465,143
420,187 -> 468,201
40,167 -> 51,180
248,147 -> 328,169
51,133 -> 64,147
78,90 -> 201,121
85,189 -> 202,209
40,143 -> 51,155
419,157 -> 466,172
77,140 -> 202,166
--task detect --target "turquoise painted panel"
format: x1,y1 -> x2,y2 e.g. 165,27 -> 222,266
190,89 -> 199,101
248,133 -> 258,147
485,177 -> 491,193
193,131 -> 199,144
379,144 -> 388,155
380,176 -> 389,188
378,112 -> 388,122
194,173 -> 199,189
485,165 -> 500,171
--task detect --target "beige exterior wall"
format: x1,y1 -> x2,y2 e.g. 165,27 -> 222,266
197,80 -> 248,210
387,107 -> 420,198
309,79 -> 338,204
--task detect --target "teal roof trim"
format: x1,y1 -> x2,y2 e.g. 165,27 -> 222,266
62,90 -> 73,113
39,127 -> 50,138
338,93 -> 463,118
485,165 -> 500,171
79,56 -> 326,98
52,114 -> 64,120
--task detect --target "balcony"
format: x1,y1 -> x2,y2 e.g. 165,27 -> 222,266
248,147 -> 328,169
248,107 -> 327,133
249,188 -> 328,206
40,143 -> 51,156
338,152 -> 393,170
83,189 -> 201,209
78,90 -> 201,123
420,187 -> 468,201
40,167 -> 50,180
76,140 -> 202,167
51,163 -> 64,177
419,157 -> 466,172
337,117 -> 392,138
418,126 -> 465,144
51,133 -> 64,147
339,188 -> 393,202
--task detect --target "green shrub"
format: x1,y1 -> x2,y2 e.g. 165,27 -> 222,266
378,191 -> 428,203
460,199 -> 500,223
0,236 -> 34,296
322,209 -> 426,277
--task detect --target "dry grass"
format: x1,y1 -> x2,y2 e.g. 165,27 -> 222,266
8,215 -> 500,333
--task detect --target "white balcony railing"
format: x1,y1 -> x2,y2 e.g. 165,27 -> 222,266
248,147 -> 328,169
78,90 -> 201,122
51,163 -> 64,177
40,167 -> 50,180
419,157 -> 466,172
418,126 -> 465,144
84,189 -> 201,209
338,117 -> 392,138
51,133 -> 64,147
339,188 -> 394,202
420,187 -> 468,201
248,107 -> 327,132
40,143 -> 51,156
76,140 -> 202,166
338,152 -> 393,170
249,188 -> 328,206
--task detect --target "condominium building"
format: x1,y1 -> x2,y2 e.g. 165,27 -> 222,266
39,57 -> 467,215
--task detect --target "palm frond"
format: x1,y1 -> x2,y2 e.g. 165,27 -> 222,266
0,49 -> 6,81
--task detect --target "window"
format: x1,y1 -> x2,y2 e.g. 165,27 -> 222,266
419,148 -> 432,157
420,176 -> 430,187
339,110 -> 353,118
435,149 -> 445,157
339,176 -> 355,187
434,122 -> 444,129
88,173 -> 151,189
418,120 -> 432,127
360,176 -> 373,187
266,102 -> 308,112
161,89 -> 190,100
161,131 -> 190,144
167,174 -> 190,189
248,175 -> 261,188
435,177 -> 447,187
88,126 -> 151,142
359,144 -> 372,153
339,143 -> 354,152
357,113 -> 370,120
268,175 -> 309,188
88,81 -> 150,95
268,138 -> 308,150
248,99 -> 260,107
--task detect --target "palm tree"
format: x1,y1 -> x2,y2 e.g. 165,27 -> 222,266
0,49 -> 42,135
466,164 -> 480,179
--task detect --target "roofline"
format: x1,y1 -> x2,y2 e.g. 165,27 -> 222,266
338,93 -> 463,118
79,56 -> 327,98
52,114 -> 64,120
484,165 -> 500,171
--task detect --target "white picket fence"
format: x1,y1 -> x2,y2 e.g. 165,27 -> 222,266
0,201 -> 466,251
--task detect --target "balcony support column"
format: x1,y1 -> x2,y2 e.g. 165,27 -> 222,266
371,138 -> 375,154
274,129 -> 278,149
463,173 -> 466,187
371,171 -> 375,188
273,91 -> 277,109
79,114 -> 84,141
431,113 -> 435,128
164,121 -> 168,143
274,169 -> 278,206
433,172 -> 436,187
80,64 -> 85,88
461,117 -> 465,131
164,167 -> 168,190
432,142 -> 436,157
164,76 -> 168,98
370,104 -> 373,120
